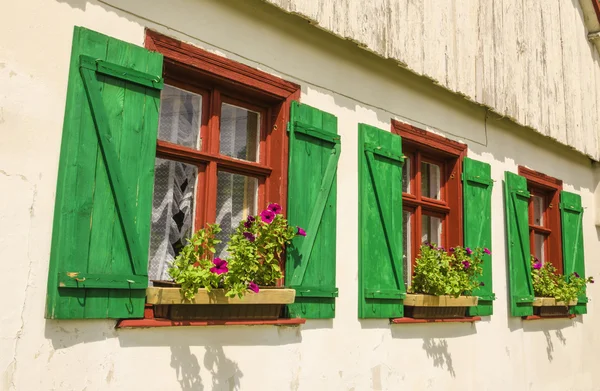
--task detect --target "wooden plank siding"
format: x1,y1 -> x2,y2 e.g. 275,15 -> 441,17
263,0 -> 600,160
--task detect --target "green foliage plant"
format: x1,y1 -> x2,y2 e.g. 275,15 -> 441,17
531,256 -> 594,305
167,224 -> 223,301
410,244 -> 486,298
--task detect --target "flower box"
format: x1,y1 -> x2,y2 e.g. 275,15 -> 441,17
532,297 -> 577,317
146,286 -> 296,321
403,293 -> 478,319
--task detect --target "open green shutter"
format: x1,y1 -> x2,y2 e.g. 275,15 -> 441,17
285,102 -> 339,319
560,191 -> 588,315
46,27 -> 163,319
358,124 -> 405,318
463,158 -> 495,316
504,172 -> 535,317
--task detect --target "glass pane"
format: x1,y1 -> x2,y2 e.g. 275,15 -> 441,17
532,195 -> 544,226
220,103 -> 260,162
158,85 -> 202,149
421,214 -> 443,247
402,157 -> 411,194
148,158 -> 198,282
403,210 -> 412,287
215,171 -> 258,257
534,233 -> 546,263
421,161 -> 441,200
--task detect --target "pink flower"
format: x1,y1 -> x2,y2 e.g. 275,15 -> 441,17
574,272 -> 580,278
243,232 -> 256,242
297,226 -> 306,237
462,260 -> 470,270
465,247 -> 473,256
260,210 -> 275,224
268,203 -> 282,215
244,216 -> 255,228
484,248 -> 491,255
533,261 -> 542,270
209,258 -> 228,275
248,282 -> 259,293
449,247 -> 455,253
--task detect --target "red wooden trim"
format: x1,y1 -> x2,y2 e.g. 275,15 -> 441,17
592,0 -> 600,24
522,315 -> 576,321
390,316 -> 481,324
157,140 -> 272,177
145,30 -> 300,99
519,166 -> 563,274
392,120 -> 468,157
116,318 -> 306,328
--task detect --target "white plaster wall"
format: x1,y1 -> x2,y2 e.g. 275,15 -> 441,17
1,0 -> 599,390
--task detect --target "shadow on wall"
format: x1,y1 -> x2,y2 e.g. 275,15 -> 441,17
522,317 -> 575,363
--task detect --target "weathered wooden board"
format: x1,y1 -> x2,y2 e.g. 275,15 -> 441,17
264,0 -> 600,159
404,294 -> 478,307
146,288 -> 296,305
532,297 -> 578,307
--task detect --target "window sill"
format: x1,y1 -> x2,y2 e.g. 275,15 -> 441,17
116,318 -> 306,328
390,316 -> 481,324
522,315 -> 576,321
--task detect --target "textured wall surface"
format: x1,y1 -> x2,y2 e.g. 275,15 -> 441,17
264,0 -> 600,160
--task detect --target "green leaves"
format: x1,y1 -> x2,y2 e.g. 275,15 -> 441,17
410,245 -> 484,298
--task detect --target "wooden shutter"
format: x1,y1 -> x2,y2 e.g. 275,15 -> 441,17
504,172 -> 535,317
463,158 -> 495,316
46,27 -> 163,319
358,124 -> 405,318
560,191 -> 588,315
285,102 -> 339,318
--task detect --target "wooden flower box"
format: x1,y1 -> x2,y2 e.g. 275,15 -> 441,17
532,297 -> 577,317
403,293 -> 479,319
146,286 -> 296,321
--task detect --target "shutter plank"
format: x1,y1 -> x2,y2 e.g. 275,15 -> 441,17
560,191 -> 588,315
504,172 -> 535,317
286,102 -> 338,319
463,158 -> 495,316
358,124 -> 404,319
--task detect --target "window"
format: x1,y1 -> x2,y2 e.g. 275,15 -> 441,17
518,166 -> 563,273
145,31 -> 300,282
392,121 -> 467,287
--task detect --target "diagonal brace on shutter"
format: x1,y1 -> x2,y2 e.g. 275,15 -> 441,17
364,148 -> 405,297
79,59 -> 157,277
510,191 -> 534,299
289,142 -> 341,287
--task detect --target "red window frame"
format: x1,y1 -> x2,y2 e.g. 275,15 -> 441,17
518,166 -> 563,274
392,120 -> 467,280
145,30 -> 300,230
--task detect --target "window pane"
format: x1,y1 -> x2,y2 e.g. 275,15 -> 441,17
402,157 -> 411,194
421,214 -> 443,247
215,171 -> 258,257
403,210 -> 412,287
148,158 -> 198,282
532,195 -> 544,226
421,161 -> 441,199
220,103 -> 260,162
158,85 -> 202,149
534,233 -> 546,264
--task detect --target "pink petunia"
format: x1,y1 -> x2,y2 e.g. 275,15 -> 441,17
297,226 -> 306,237
248,282 -> 260,293
244,215 -> 255,228
484,248 -> 491,255
268,203 -> 282,215
462,260 -> 470,270
465,247 -> 473,256
209,258 -> 228,275
243,232 -> 256,242
260,210 -> 275,224
533,261 -> 542,270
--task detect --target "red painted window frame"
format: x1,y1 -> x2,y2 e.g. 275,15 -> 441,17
392,120 -> 467,282
518,166 -> 563,274
145,30 -> 300,230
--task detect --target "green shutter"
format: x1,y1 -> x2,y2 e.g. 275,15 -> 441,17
46,27 -> 163,319
358,124 -> 405,318
560,191 -> 588,315
463,158 -> 495,316
504,172 -> 535,317
285,102 -> 339,319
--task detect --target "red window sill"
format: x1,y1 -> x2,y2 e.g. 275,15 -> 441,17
522,315 -> 576,321
391,316 -> 481,324
116,318 -> 306,328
